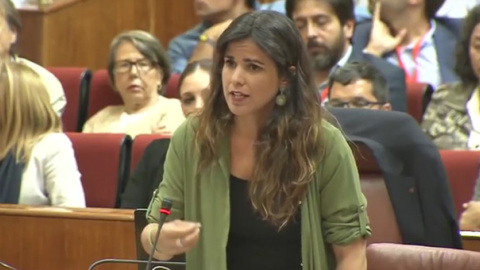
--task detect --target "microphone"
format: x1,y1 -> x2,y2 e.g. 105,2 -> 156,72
145,199 -> 173,270
87,258 -> 185,270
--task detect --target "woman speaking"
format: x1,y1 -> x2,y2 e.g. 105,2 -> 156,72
141,11 -> 371,270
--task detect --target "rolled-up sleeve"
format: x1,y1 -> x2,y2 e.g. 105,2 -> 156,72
320,126 -> 372,245
146,122 -> 187,223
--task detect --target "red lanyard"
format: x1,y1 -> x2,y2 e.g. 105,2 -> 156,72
320,87 -> 329,102
395,34 -> 427,84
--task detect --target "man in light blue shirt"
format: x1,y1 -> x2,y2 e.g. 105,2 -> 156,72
167,0 -> 285,74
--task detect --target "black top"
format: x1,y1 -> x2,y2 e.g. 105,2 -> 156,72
120,138 -> 170,209
227,175 -> 302,270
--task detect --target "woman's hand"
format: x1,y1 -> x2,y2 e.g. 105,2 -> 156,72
151,124 -> 172,136
150,220 -> 201,258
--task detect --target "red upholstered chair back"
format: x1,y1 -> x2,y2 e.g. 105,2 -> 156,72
351,143 -> 403,244
367,243 -> 480,270
439,150 -> 480,218
88,69 -> 123,120
165,73 -> 180,98
47,67 -> 91,132
406,82 -> 433,123
66,133 -> 132,208
131,134 -> 171,171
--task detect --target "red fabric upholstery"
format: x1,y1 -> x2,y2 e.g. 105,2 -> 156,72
47,67 -> 91,132
131,134 -> 171,171
165,73 -> 180,98
439,150 -> 480,218
367,243 -> 480,270
66,132 -> 132,208
88,69 -> 123,119
352,143 -> 403,244
406,82 -> 432,123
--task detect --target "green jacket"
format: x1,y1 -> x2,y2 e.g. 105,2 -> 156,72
147,118 -> 371,270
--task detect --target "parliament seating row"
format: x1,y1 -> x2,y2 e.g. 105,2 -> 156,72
47,67 -> 181,133
65,133 -> 169,208
49,67 -> 434,133
67,131 -> 480,221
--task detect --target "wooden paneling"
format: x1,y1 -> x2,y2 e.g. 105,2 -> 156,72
462,231 -> 480,252
17,0 -> 199,70
0,204 -> 136,270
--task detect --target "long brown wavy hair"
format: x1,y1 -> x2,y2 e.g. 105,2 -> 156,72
195,11 -> 325,228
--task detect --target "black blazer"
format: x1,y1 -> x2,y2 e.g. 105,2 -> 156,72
120,138 -> 171,209
349,50 -> 408,112
328,108 -> 462,249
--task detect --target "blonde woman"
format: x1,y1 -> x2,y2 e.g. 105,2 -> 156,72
0,61 -> 85,207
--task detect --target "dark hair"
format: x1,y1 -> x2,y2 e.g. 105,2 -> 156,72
454,5 -> 480,86
327,61 -> 389,103
107,30 -> 170,94
195,11 -> 323,228
177,59 -> 213,96
425,0 -> 445,20
285,0 -> 354,25
0,0 -> 21,56
245,0 -> 256,9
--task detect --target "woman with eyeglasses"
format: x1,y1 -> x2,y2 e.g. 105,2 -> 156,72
83,30 -> 185,138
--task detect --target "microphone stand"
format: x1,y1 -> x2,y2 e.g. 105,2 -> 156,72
87,258 -> 185,270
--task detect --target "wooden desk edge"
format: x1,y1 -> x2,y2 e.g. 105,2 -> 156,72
18,0 -> 86,13
0,206 -> 134,221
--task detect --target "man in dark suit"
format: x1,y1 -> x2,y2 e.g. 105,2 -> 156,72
327,107 -> 462,249
286,0 -> 407,111
352,0 -> 459,89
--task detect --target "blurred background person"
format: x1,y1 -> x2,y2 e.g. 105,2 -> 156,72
422,5 -> 480,150
121,59 -> 213,209
0,0 -> 66,115
168,0 -> 255,73
353,0 -> 458,89
286,0 -> 407,111
178,59 -> 212,116
0,61 -> 85,207
83,30 -> 185,138
326,61 -> 392,110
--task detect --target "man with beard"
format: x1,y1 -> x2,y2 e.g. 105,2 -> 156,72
286,0 -> 407,112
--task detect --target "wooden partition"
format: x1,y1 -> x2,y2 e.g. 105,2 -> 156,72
17,0 -> 198,70
0,204 -> 136,270
461,231 -> 480,252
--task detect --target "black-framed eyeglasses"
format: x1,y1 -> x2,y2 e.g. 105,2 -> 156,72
114,59 -> 156,74
325,98 -> 384,109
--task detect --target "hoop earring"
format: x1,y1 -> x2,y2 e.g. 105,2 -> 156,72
275,87 -> 287,106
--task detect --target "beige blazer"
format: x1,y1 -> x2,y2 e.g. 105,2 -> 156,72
82,96 -> 185,138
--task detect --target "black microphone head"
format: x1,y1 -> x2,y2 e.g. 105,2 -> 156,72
160,199 -> 173,211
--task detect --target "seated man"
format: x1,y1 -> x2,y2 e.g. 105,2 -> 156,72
168,0 -> 285,73
326,61 -> 392,110
459,172 -> 480,231
353,0 -> 459,89
287,0 -> 407,111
